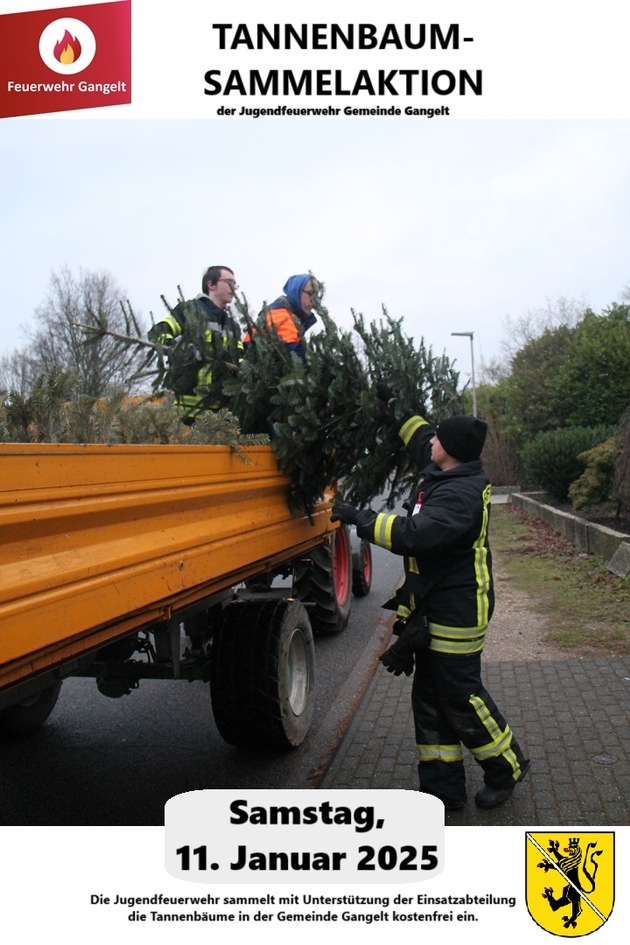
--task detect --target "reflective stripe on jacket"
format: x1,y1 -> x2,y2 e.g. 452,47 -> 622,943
148,295 -> 243,412
356,414 -> 494,654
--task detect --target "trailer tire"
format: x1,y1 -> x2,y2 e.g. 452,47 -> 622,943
210,599 -> 315,750
352,538 -> 373,597
0,682 -> 62,737
293,525 -> 352,634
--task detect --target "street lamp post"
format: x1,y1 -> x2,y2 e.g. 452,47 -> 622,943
451,331 -> 477,416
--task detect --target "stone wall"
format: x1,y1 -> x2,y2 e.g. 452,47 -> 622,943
510,492 -> 630,577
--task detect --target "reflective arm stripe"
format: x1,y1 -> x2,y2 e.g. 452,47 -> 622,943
161,313 -> 184,337
149,313 -> 184,344
400,415 -> 429,446
373,512 -> 396,551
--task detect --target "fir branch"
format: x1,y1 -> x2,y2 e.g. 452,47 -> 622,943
56,282 -> 465,514
74,322 -> 161,353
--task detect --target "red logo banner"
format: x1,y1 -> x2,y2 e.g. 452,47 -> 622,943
0,1 -> 131,118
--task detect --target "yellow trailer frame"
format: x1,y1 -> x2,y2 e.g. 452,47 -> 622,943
0,443 -> 337,694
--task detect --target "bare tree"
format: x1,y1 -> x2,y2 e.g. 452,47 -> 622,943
24,266 -> 146,397
0,349 -> 38,396
498,295 -> 587,365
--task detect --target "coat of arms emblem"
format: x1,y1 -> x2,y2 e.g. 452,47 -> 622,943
526,832 -> 615,937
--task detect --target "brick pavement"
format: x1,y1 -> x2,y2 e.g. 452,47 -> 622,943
321,655 -> 630,826
321,493 -> 630,824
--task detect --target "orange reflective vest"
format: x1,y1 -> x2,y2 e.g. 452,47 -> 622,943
243,301 -> 316,360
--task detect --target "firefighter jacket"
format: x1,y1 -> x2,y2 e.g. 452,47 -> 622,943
148,294 -> 244,414
355,414 -> 494,656
243,296 -> 317,360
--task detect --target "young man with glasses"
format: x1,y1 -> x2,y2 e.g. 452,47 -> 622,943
149,265 -> 244,420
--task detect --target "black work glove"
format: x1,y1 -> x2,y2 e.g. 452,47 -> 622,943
379,644 -> 415,677
376,382 -> 395,403
181,343 -> 203,363
331,502 -> 359,525
331,505 -> 378,530
376,382 -> 399,419
379,615 -> 430,677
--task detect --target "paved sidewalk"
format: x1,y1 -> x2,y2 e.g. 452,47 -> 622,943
321,495 -> 630,825
321,654 -> 630,825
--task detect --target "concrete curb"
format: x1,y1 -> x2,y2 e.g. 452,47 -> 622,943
510,491 -> 629,572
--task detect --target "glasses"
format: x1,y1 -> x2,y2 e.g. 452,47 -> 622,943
218,279 -> 239,290
302,289 -> 315,297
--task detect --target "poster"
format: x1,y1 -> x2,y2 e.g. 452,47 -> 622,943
1,2 -> 629,941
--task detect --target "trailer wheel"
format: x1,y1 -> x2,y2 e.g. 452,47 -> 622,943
0,682 -> 62,737
293,525 -> 352,633
210,599 -> 315,750
352,538 -> 373,597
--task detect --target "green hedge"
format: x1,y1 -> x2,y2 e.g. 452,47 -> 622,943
520,426 -> 614,502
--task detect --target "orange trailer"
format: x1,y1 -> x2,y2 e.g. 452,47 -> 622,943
0,442 -> 354,748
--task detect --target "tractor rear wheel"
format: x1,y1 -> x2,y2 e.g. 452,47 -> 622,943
0,682 -> 62,737
293,526 -> 352,634
352,538 -> 373,597
210,599 -> 315,749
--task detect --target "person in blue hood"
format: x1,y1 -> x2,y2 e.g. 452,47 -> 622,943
244,273 -> 319,359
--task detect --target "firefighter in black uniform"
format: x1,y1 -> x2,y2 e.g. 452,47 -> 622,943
149,264 -> 244,420
332,389 -> 530,811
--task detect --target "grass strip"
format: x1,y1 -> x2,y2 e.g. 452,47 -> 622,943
491,504 -> 630,656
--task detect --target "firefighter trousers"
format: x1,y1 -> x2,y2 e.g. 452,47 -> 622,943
412,649 -> 528,806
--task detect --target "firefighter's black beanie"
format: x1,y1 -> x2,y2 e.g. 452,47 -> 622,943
436,415 -> 488,462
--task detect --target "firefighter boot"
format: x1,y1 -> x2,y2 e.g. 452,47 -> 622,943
475,759 -> 531,810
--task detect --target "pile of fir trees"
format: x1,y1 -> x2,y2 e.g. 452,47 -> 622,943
230,298 -> 463,511
68,283 -> 464,513
0,364 -> 266,454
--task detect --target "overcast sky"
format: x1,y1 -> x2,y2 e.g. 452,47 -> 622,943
2,118 -> 629,384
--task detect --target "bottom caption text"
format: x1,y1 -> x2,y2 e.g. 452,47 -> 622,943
89,891 -> 516,924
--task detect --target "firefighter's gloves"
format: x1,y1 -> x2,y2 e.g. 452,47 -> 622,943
181,343 -> 203,363
376,382 -> 399,417
376,382 -> 395,403
379,616 -> 430,677
331,502 -> 359,525
379,642 -> 415,677
331,504 -> 377,530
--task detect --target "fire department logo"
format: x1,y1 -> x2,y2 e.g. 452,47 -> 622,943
526,832 -> 615,937
39,18 -> 96,75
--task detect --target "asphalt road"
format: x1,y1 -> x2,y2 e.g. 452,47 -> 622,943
0,545 -> 400,826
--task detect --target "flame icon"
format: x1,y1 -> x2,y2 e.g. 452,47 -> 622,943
39,17 -> 97,75
53,30 -> 82,64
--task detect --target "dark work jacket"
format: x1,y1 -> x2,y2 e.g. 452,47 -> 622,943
355,415 -> 494,654
148,295 -> 243,413
149,295 -> 242,347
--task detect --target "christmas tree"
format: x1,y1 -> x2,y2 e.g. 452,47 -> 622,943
71,282 -> 463,513
228,285 -> 463,511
